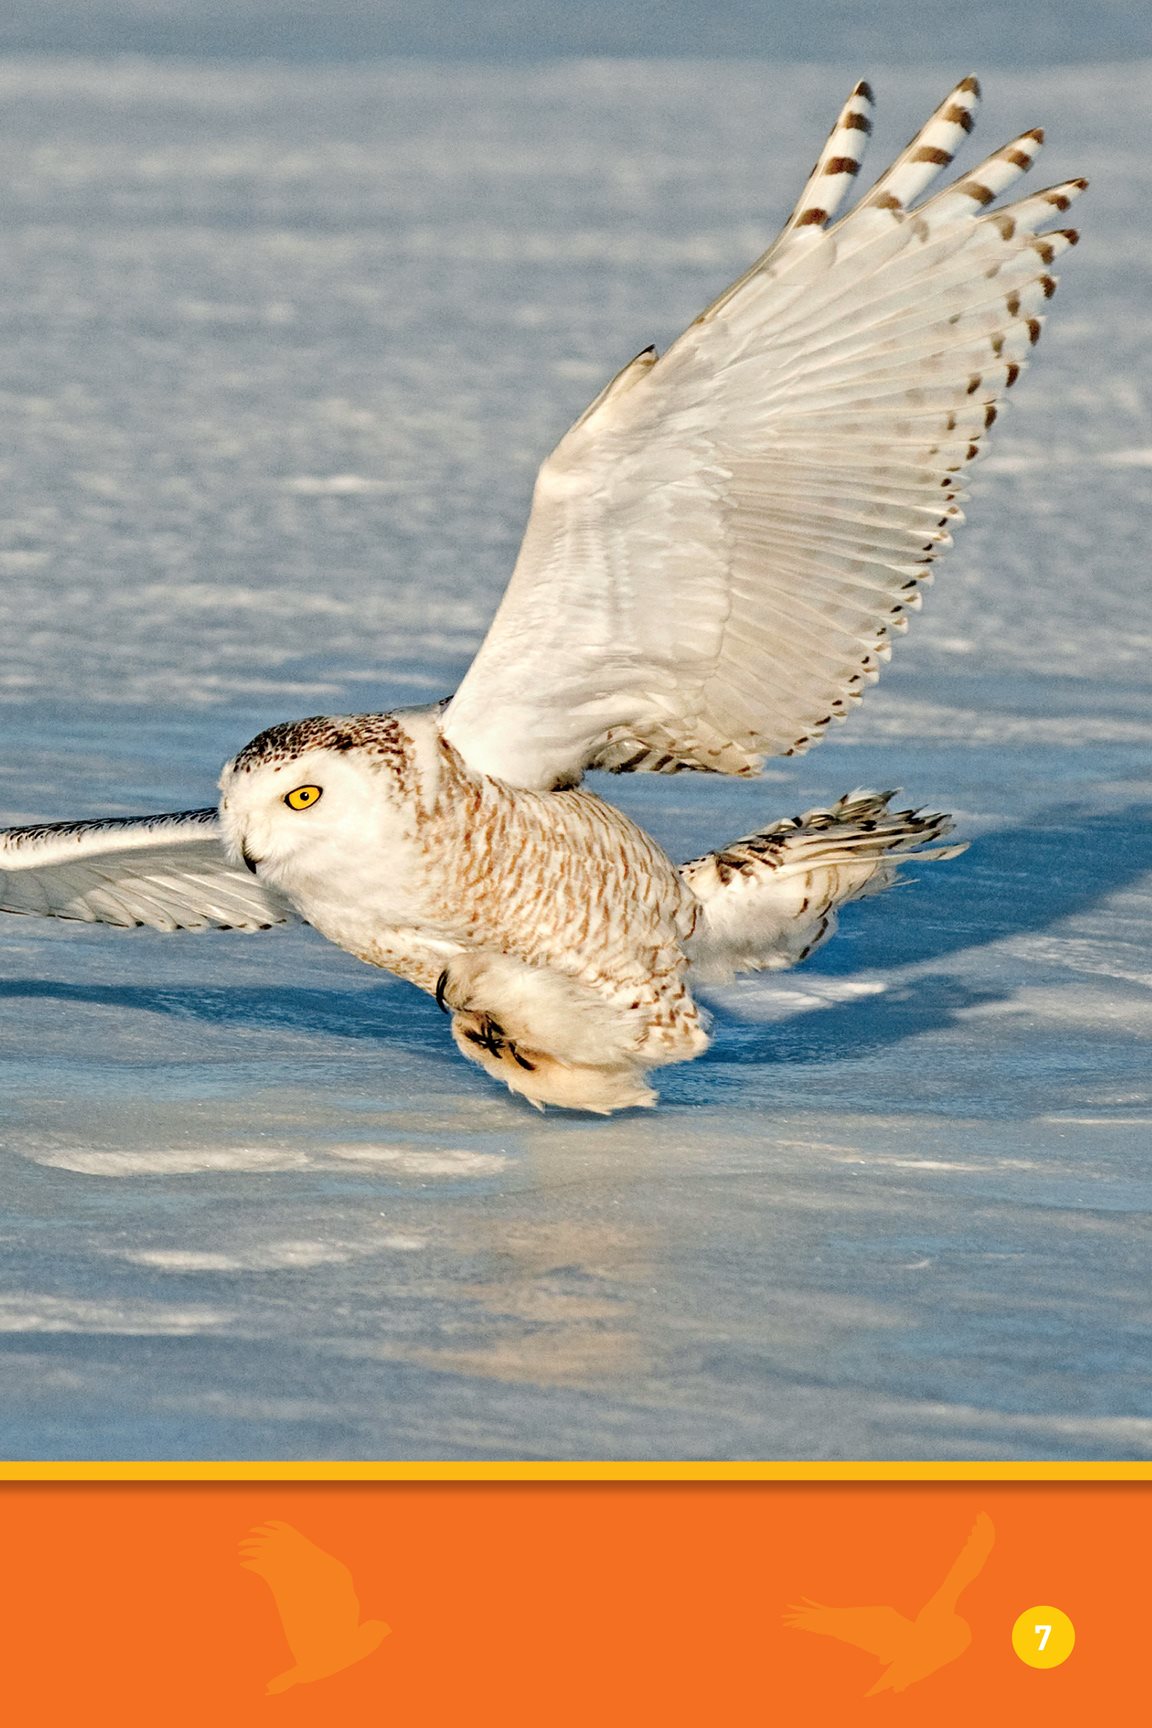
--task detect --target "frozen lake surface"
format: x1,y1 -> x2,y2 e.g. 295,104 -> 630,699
0,57 -> 1149,1460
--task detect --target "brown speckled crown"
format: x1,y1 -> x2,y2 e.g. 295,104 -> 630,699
230,712 -> 409,774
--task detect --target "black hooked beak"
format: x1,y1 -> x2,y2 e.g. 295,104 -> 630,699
435,970 -> 451,1013
241,843 -> 262,876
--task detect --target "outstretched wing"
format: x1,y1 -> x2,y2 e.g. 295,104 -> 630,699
783,1600 -> 913,1660
441,76 -> 1084,790
0,808 -> 295,930
924,1511 -> 996,1612
239,1521 -> 363,1665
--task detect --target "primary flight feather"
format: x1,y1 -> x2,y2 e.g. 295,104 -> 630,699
0,78 -> 1084,1112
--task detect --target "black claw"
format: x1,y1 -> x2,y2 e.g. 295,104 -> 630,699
480,1019 -> 506,1057
435,970 -> 450,1012
454,1004 -> 533,1070
462,1021 -> 505,1058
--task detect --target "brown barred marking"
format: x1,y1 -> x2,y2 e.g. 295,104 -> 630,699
991,333 -> 1005,356
966,374 -> 981,395
1004,147 -> 1034,168
984,403 -> 998,428
845,110 -> 872,132
853,79 -> 875,100
614,748 -> 651,773
796,207 -> 828,226
1006,361 -> 1022,386
1027,318 -> 1042,344
1040,274 -> 1057,298
958,75 -> 981,94
961,179 -> 996,205
1006,291 -> 1021,316
994,213 -> 1017,240
1,808 -> 219,848
914,145 -> 954,166
944,102 -> 976,132
873,191 -> 903,210
824,155 -> 861,176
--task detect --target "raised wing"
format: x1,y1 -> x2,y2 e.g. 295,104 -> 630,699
441,77 -> 1084,790
239,1522 -> 362,1664
924,1511 -> 995,1612
783,1600 -> 913,1660
0,808 -> 295,931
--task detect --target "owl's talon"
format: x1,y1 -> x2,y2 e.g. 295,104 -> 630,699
479,1017 -> 506,1057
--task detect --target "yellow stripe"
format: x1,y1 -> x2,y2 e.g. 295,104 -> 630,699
0,1462 -> 1149,1482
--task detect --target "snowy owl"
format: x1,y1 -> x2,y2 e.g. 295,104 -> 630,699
0,78 -> 1083,1113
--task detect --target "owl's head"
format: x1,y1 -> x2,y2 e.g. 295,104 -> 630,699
218,712 -> 416,889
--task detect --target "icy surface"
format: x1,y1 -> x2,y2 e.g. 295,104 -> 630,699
0,58 -> 1149,1460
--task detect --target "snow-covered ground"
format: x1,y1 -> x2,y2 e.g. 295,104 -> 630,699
0,57 -> 1149,1460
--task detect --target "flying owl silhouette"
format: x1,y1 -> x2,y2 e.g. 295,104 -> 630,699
239,1520 -> 390,1695
784,1511 -> 995,1695
0,78 -> 1084,1111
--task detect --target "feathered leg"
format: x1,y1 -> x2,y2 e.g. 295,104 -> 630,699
435,951 -> 659,1113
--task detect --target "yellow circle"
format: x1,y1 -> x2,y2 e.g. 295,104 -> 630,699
1011,1604 -> 1075,1669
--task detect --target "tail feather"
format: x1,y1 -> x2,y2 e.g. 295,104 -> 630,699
681,789 -> 964,983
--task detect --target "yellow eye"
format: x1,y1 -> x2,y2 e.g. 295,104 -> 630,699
284,784 -> 323,811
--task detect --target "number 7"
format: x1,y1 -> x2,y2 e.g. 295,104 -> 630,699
1035,1624 -> 1052,1651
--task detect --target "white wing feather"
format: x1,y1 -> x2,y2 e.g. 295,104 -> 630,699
0,808 -> 295,931
441,77 -> 1084,790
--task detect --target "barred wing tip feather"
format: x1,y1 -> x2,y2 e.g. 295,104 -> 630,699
441,74 -> 1085,792
0,809 -> 295,930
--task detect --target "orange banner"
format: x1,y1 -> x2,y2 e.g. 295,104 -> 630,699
1,1480 -> 1143,1721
